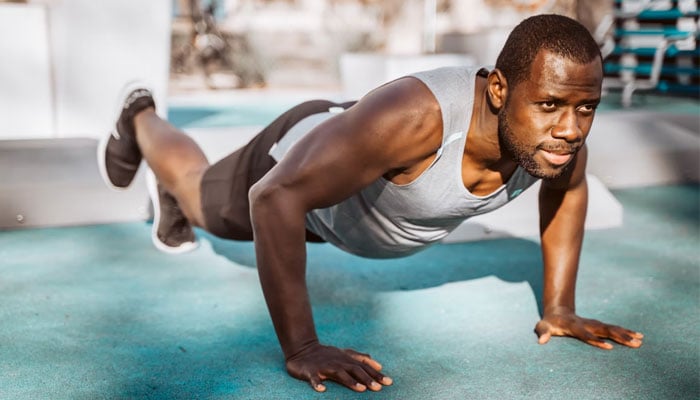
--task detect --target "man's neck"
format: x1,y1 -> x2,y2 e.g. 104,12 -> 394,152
459,72 -> 518,196
466,74 -> 512,170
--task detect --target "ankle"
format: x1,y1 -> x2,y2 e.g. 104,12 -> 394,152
134,106 -> 156,120
132,107 -> 157,134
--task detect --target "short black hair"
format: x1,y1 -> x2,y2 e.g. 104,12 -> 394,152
495,14 -> 602,88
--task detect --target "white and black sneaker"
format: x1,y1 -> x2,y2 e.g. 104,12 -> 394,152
98,81 -> 155,190
146,170 -> 199,254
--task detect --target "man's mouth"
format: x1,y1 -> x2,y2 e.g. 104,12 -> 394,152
537,141 -> 579,166
540,149 -> 572,166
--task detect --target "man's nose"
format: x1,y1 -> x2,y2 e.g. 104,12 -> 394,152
551,109 -> 582,142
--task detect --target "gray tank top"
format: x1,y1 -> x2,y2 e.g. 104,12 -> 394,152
269,66 -> 539,258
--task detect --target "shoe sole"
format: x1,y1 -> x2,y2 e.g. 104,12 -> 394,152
146,169 -> 199,255
97,80 -> 153,192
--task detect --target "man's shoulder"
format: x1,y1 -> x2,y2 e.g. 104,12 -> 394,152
408,65 -> 485,99
410,65 -> 483,81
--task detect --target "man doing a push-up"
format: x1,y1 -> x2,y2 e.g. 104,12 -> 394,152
99,14 -> 643,393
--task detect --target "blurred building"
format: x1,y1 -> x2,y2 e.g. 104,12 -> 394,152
169,0 -> 614,90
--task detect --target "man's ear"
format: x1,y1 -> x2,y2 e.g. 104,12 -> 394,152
487,69 -> 508,110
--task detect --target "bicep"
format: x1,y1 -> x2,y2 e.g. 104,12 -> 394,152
262,122 -> 389,210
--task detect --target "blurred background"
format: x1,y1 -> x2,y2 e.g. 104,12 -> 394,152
1,0 -> 698,141
168,0 -> 602,91
170,0 -> 700,101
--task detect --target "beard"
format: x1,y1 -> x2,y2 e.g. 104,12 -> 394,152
497,107 -> 572,180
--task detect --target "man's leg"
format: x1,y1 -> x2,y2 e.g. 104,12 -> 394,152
100,87 -> 356,247
99,82 -> 207,253
133,108 -> 208,229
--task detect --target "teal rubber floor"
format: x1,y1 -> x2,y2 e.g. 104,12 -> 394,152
1,185 -> 698,399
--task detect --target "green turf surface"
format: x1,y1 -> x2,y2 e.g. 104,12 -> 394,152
0,185 -> 698,399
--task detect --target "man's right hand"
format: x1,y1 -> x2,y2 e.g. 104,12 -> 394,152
285,342 -> 393,392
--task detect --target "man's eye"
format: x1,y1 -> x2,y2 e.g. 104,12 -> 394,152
578,104 -> 598,114
541,101 -> 556,110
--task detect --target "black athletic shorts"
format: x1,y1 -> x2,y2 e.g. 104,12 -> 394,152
200,99 -> 356,241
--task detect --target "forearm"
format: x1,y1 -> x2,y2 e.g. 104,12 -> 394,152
250,185 -> 318,359
539,177 -> 588,314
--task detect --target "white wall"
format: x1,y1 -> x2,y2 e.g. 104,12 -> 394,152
339,53 -> 476,99
45,0 -> 172,138
0,4 -> 54,139
0,0 -> 172,140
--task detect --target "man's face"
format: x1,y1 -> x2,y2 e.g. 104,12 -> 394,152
498,50 -> 602,179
